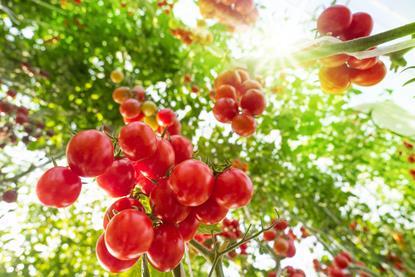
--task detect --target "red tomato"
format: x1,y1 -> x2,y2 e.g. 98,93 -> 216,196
273,237 -> 289,256
239,79 -> 262,98
120,98 -> 142,119
317,5 -> 352,36
273,219 -> 289,231
334,254 -> 349,269
286,238 -> 296,257
2,190 -> 17,203
342,12 -> 373,40
348,56 -> 378,70
96,234 -> 138,273
105,209 -> 154,260
112,87 -> 131,104
134,137 -> 175,178
231,113 -> 256,137
170,135 -> 193,164
215,84 -> 237,100
178,211 -> 200,241
118,122 -> 157,161
150,179 -> 190,224
195,197 -> 228,225
147,223 -> 185,272
66,130 -> 114,177
327,266 -> 345,277
319,65 -> 351,94
320,54 -> 349,68
97,159 -> 136,198
214,70 -> 242,90
135,170 -> 157,195
103,197 -> 144,229
212,167 -> 253,209
235,0 -> 254,15
36,166 -> 82,208
131,85 -> 146,102
166,119 -> 181,135
156,108 -> 177,127
213,98 -> 239,123
240,89 -> 266,116
350,60 -> 386,86
263,230 -> 277,241
236,68 -> 250,83
123,112 -> 144,124
168,159 -> 214,206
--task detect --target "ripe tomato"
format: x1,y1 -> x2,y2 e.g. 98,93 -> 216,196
263,230 -> 277,241
123,112 -> 144,124
334,254 -> 349,269
215,84 -> 237,100
320,54 -> 349,68
134,137 -> 175,178
131,85 -> 146,101
212,167 -> 253,209
178,211 -> 200,241
135,170 -> 157,195
170,135 -> 193,164
2,190 -> 17,203
141,101 -> 158,117
96,234 -> 138,273
213,98 -> 239,123
105,209 -> 154,260
103,197 -> 144,229
118,122 -> 157,161
350,60 -> 386,86
120,98 -> 142,119
66,130 -> 114,177
286,238 -> 296,257
112,87 -> 131,104
195,197 -> 228,225
214,70 -> 242,90
156,108 -> 177,127
166,119 -> 181,135
239,80 -> 262,97
36,166 -> 82,208
342,12 -> 373,40
236,69 -> 250,83
273,218 -> 289,231
240,89 -> 266,116
273,237 -> 289,256
327,266 -> 345,277
318,65 -> 351,95
231,113 -> 256,137
97,159 -> 136,198
317,5 -> 352,36
150,179 -> 190,224
235,0 -> 254,15
147,223 -> 185,272
348,55 -> 378,70
168,159 -> 214,206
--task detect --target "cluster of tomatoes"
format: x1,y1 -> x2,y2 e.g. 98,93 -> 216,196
157,0 -> 174,14
171,26 -> 214,46
199,0 -> 258,31
313,251 -> 371,277
212,68 -> 266,137
316,5 -> 387,95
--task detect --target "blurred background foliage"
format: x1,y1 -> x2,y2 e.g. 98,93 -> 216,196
0,0 -> 414,276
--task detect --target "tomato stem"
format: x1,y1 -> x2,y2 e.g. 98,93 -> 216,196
142,254 -> 150,277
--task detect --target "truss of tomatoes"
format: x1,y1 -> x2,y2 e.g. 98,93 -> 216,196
212,68 -> 266,137
36,103 -> 254,273
316,5 -> 387,95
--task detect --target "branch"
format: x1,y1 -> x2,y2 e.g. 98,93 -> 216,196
189,240 -> 213,261
173,263 -> 186,277
142,254 -> 150,277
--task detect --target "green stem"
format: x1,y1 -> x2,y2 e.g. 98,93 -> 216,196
173,263 -> 186,277
189,240 -> 213,261
214,258 -> 225,277
142,255 -> 150,277
291,22 -> 415,62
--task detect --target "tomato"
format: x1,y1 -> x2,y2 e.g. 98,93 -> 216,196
105,209 -> 154,260
97,159 -> 136,198
170,135 -> 193,164
334,254 -> 349,269
240,89 -> 266,116
348,55 -> 378,70
286,238 -> 296,257
342,12 -> 373,40
134,137 -> 175,178
236,68 -> 250,83
235,0 -> 254,15
327,266 -> 345,277
36,166 -> 82,208
6,89 -> 17,98
320,54 -> 349,68
0,101 -> 14,114
135,170 -> 157,195
144,116 -> 159,131
2,190 -> 17,203
131,85 -> 146,102
15,113 -> 29,125
66,130 -> 114,177
213,98 -> 239,123
195,197 -> 228,225
231,113 -> 256,137
317,5 -> 352,36
263,230 -> 277,241
103,197 -> 144,229
156,108 -> 177,127
350,60 -> 386,86
273,237 -> 289,256
318,65 -> 351,95
96,234 -> 138,273
110,70 -> 124,84
120,98 -> 142,119
215,84 -> 237,100
112,87 -> 131,104
150,179 -> 190,224
166,119 -> 181,135
212,167 -> 253,209
273,219 -> 288,231
147,223 -> 185,272
214,70 -> 242,90
178,211 -> 200,241
239,80 -> 262,97
123,112 -> 144,124
141,101 -> 158,117
168,159 -> 214,206
118,122 -> 157,161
